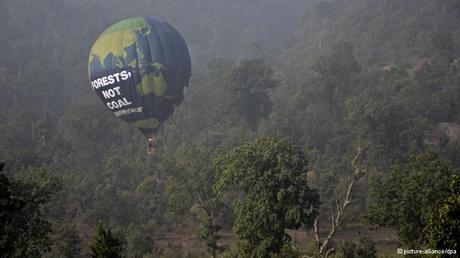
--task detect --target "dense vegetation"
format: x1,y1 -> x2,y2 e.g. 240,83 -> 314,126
1,0 -> 459,257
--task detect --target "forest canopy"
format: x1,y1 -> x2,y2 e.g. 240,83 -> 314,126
0,0 -> 459,257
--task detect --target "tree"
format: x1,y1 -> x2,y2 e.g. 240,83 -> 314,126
199,216 -> 224,258
51,224 -> 81,258
345,90 -> 427,167
425,175 -> 460,251
90,223 -> 123,258
214,137 -> 320,257
125,224 -> 157,257
222,59 -> 278,128
196,183 -> 226,258
308,41 -> 361,117
366,151 -> 457,247
335,237 -> 377,258
0,164 -> 61,257
313,146 -> 366,255
165,147 -> 227,257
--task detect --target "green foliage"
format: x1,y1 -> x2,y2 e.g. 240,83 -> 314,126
51,224 -> 81,258
334,237 -> 377,258
1,1 -> 460,256
125,224 -> 157,257
214,137 -> 320,257
199,218 -> 224,258
310,41 -> 361,115
270,244 -> 302,258
402,60 -> 460,122
366,151 -> 457,246
425,175 -> 460,250
345,90 -> 427,166
90,223 -> 124,258
0,165 -> 61,257
223,59 -> 278,128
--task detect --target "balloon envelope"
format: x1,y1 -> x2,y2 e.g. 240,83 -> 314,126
88,17 -> 191,137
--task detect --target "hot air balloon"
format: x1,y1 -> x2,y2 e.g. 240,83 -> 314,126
88,17 -> 191,153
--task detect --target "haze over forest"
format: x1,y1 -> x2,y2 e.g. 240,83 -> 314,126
1,0 -> 459,257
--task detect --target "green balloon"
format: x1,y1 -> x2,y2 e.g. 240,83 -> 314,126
88,17 -> 191,137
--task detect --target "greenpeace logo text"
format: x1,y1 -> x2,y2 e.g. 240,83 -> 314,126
91,70 -> 132,89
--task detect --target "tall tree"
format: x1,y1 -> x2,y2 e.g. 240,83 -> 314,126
222,59 -> 278,128
302,41 -> 361,118
51,224 -> 81,258
0,165 -> 61,257
90,223 -> 123,258
366,152 -> 458,247
425,175 -> 460,251
214,137 -> 320,257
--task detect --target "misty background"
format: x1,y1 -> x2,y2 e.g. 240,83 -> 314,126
1,0 -> 459,257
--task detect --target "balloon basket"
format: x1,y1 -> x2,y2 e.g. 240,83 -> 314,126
146,136 -> 156,155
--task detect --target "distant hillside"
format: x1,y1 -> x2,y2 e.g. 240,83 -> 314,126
280,0 -> 460,85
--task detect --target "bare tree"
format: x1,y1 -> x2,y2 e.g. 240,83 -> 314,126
312,146 -> 364,257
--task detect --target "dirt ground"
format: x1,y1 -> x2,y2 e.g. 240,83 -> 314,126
157,224 -> 401,256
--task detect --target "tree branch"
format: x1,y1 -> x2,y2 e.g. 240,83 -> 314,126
316,146 -> 363,255
325,247 -> 335,258
314,217 -> 320,246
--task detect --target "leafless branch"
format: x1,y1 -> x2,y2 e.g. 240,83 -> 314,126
315,146 -> 363,256
325,247 -> 335,258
